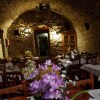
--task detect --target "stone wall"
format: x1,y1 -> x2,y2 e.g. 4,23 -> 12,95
50,32 -> 63,57
8,29 -> 63,58
1,0 -> 99,56
76,18 -> 100,54
8,30 -> 35,57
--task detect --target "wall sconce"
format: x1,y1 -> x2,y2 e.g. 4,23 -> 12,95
21,27 -> 31,36
50,31 -> 62,41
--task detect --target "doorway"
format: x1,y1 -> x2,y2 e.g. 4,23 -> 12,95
34,29 -> 50,58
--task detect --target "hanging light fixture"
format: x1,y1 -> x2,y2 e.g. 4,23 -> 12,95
36,2 -> 50,12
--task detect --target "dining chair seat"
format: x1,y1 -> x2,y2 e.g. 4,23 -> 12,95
8,96 -> 28,100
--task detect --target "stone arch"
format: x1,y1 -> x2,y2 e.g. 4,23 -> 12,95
7,8 -> 76,57
0,0 -> 99,56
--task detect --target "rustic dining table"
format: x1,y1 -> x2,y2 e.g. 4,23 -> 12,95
81,64 -> 100,89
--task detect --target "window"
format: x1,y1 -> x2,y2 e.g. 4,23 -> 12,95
62,33 -> 77,52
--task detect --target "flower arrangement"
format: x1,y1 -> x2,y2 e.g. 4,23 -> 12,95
24,50 -> 32,57
28,59 -> 69,100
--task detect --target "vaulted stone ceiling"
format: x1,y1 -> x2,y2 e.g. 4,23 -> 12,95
0,0 -> 100,53
8,9 -> 74,33
0,0 -> 99,31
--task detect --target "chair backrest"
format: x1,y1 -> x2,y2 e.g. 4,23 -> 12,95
75,79 -> 91,90
0,64 -> 5,88
0,80 -> 27,99
0,73 -> 3,89
81,52 -> 88,57
5,71 -> 24,87
72,56 -> 81,65
0,64 -> 24,88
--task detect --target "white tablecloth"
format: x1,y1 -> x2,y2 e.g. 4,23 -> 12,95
81,64 -> 100,81
81,64 -> 100,76
89,89 -> 100,100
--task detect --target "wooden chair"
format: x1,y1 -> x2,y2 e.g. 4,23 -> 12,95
75,79 -> 90,87
80,52 -> 88,64
71,56 -> 81,65
67,64 -> 81,77
67,64 -> 90,81
0,73 -> 3,89
81,52 -> 88,58
0,64 -> 5,88
67,79 -> 91,91
0,63 -> 24,88
5,71 -> 24,87
0,80 -> 27,100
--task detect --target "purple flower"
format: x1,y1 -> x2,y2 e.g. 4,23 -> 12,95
44,59 -> 52,65
29,69 -> 39,78
39,64 -> 47,70
43,90 -> 63,99
30,80 -> 42,93
50,77 -> 64,89
29,59 -> 68,99
42,72 -> 57,84
52,64 -> 61,71
39,81 -> 49,92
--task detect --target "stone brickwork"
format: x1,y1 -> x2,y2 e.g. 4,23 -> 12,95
50,32 -> 63,57
76,20 -> 100,54
0,0 -> 99,57
8,33 -> 35,58
8,29 -> 63,58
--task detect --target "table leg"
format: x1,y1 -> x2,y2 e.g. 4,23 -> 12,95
90,73 -> 94,89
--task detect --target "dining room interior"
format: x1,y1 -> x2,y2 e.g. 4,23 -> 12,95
0,0 -> 100,100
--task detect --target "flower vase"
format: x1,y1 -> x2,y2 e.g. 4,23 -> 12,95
34,96 -> 44,100
34,96 -> 60,100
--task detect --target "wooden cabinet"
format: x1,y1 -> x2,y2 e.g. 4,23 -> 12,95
62,33 -> 77,52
